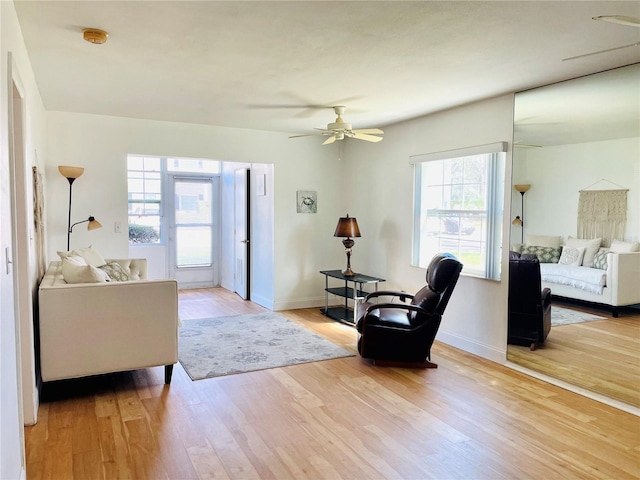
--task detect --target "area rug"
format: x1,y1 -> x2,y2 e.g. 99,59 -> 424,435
551,305 -> 606,326
178,312 -> 354,380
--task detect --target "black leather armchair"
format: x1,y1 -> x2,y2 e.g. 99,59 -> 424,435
355,253 -> 463,368
508,251 -> 551,350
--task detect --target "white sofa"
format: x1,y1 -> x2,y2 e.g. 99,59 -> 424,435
539,251 -> 640,317
38,259 -> 179,383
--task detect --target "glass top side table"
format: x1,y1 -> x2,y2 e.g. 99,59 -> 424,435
319,270 -> 385,326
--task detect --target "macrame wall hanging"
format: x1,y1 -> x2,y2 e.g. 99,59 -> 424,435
577,179 -> 628,247
33,165 -> 47,280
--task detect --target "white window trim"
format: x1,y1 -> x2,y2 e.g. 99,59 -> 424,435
411,142 -> 507,280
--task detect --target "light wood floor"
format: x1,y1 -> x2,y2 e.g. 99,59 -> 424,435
507,301 -> 640,408
25,288 -> 640,479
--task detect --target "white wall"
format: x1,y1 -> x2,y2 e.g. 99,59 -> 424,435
345,95 -> 515,362
1,0 -> 47,475
512,137 -> 640,243
44,112 -> 348,311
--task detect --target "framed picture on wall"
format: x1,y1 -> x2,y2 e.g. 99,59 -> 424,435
297,190 -> 317,213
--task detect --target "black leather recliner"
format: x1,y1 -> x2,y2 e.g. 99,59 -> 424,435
508,251 -> 551,350
355,253 -> 463,367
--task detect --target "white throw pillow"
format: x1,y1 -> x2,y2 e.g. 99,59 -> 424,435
565,237 -> 601,267
559,246 -> 585,266
61,256 -> 109,283
58,246 -> 106,267
525,234 -> 562,248
63,254 -> 87,266
609,239 -> 640,253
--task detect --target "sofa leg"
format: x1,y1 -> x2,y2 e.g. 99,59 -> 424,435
164,364 -> 174,384
612,307 -> 619,318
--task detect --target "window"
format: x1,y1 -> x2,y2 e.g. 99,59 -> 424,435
127,155 -> 220,245
411,143 -> 506,280
128,156 -> 162,244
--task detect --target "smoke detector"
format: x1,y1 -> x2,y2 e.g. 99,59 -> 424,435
83,28 -> 109,44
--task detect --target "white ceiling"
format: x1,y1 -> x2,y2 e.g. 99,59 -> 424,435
13,1 -> 640,139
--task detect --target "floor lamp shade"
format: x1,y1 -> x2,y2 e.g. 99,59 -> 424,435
59,165 -> 101,250
512,184 -> 531,243
334,214 -> 361,276
58,165 -> 84,179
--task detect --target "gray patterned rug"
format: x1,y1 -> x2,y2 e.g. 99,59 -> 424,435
551,306 -> 606,326
178,312 -> 354,380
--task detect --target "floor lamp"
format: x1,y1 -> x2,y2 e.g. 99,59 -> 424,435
512,184 -> 531,243
59,166 -> 102,250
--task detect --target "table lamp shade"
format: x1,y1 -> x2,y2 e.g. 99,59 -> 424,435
334,215 -> 361,238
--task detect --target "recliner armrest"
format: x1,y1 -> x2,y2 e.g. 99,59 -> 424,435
364,290 -> 413,302
362,302 -> 428,317
541,287 -> 551,309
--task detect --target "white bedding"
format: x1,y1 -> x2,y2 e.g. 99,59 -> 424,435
539,263 -> 607,295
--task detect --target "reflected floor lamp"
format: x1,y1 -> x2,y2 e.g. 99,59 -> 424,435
59,165 -> 102,250
334,214 -> 361,277
512,184 -> 531,243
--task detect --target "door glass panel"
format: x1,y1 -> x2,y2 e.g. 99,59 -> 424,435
176,226 -> 212,266
174,179 -> 213,267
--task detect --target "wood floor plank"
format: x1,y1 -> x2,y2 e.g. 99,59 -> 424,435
25,288 -> 640,480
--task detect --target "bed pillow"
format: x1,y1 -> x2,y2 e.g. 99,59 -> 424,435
592,248 -> 609,270
525,234 -> 562,249
522,245 -> 562,263
609,239 -> 640,253
558,246 -> 585,266
565,237 -> 601,267
61,256 -> 109,283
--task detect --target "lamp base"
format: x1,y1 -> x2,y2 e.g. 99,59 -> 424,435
342,267 -> 355,277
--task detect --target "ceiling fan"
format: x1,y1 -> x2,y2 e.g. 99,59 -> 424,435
289,106 -> 384,145
563,15 -> 640,61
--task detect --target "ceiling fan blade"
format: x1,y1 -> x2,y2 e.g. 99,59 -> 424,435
592,15 -> 640,27
352,133 -> 383,143
352,128 -> 384,135
323,135 -> 337,145
562,42 -> 640,61
289,133 -> 323,138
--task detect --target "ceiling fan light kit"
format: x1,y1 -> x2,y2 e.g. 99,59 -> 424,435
290,106 -> 384,145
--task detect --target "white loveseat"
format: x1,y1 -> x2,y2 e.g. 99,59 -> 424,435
38,258 -> 179,383
539,251 -> 640,317
513,235 -> 640,317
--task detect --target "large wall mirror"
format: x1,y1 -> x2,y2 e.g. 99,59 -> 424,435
508,63 -> 640,409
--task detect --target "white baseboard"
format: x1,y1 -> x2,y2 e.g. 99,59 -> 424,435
436,329 -> 507,364
250,293 -> 274,310
273,296 -> 326,311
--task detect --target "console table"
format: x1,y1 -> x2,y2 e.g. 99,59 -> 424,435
320,270 -> 385,325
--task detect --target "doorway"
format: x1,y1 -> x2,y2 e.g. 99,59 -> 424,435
168,175 -> 220,288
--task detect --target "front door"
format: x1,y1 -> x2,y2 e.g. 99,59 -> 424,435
169,175 -> 219,288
